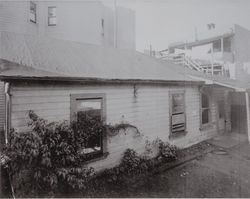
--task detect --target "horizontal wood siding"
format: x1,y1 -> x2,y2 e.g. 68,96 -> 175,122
10,83 -> 219,171
0,82 -> 5,131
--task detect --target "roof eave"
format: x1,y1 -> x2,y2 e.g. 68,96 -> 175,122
169,32 -> 234,49
0,75 -> 204,86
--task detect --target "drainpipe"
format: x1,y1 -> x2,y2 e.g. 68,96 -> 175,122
3,82 -> 15,199
4,82 -> 10,144
245,91 -> 250,142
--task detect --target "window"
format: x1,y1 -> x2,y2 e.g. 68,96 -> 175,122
201,93 -> 210,125
29,1 -> 37,23
223,37 -> 231,52
48,6 -> 56,26
170,91 -> 186,134
212,39 -> 221,52
70,93 -> 106,159
218,100 -> 225,119
101,18 -> 104,36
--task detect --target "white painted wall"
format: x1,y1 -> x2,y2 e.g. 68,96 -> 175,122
10,82 -> 218,171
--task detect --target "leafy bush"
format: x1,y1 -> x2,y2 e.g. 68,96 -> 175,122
158,140 -> 178,161
144,138 -> 178,161
83,148 -> 156,197
4,111 -> 98,196
3,111 -> 178,197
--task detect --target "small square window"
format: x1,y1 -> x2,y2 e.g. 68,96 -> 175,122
29,1 -> 37,23
48,6 -> 56,26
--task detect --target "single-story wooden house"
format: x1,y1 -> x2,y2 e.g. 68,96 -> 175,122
0,32 -> 250,171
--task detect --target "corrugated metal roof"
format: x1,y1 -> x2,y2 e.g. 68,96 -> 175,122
0,31 -> 200,83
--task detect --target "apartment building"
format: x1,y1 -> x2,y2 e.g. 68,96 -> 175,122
0,0 -> 135,49
156,24 -> 250,81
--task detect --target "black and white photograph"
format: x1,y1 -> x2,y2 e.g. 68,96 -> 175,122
1,0 -> 250,198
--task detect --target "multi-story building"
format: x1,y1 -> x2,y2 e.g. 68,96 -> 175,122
0,0 -> 135,50
0,0 -> 135,132
156,24 -> 250,81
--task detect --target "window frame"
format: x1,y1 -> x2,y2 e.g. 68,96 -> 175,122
101,18 -> 105,36
70,93 -> 107,160
29,1 -> 37,24
218,100 -> 225,119
48,6 -> 57,26
169,90 -> 186,137
200,92 -> 211,127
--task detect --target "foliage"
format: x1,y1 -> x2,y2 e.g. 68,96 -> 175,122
106,123 -> 142,137
3,110 -> 178,197
83,148 -> 156,197
144,138 -> 178,161
3,111 -> 97,197
158,140 -> 178,161
71,111 -> 105,154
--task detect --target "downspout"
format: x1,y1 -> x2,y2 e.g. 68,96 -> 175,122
4,82 -> 10,144
4,82 -> 15,199
245,91 -> 250,143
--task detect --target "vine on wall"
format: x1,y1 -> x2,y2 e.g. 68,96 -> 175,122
1,110 -> 177,197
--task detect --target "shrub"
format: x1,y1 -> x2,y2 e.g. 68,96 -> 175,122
3,111 -> 178,197
144,138 -> 178,161
83,148 -> 156,197
4,111 -> 98,196
158,140 -> 178,161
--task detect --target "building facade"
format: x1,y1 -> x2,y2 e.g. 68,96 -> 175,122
0,31 -> 236,172
155,24 -> 250,81
0,0 -> 135,50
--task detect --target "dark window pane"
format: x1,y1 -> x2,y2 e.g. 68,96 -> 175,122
75,98 -> 102,155
202,94 -> 209,108
218,100 -> 224,118
202,109 -> 209,124
213,39 -> 221,52
48,7 -> 57,26
223,37 -> 231,52
30,2 -> 36,23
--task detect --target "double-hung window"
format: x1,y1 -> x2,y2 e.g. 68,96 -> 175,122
29,1 -> 37,23
170,91 -> 186,134
70,93 -> 106,159
48,6 -> 57,26
201,93 -> 210,125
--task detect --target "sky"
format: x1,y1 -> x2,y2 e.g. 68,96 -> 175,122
107,0 -> 250,52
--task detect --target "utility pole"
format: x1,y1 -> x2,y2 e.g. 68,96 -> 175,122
113,0 -> 117,48
211,44 -> 214,75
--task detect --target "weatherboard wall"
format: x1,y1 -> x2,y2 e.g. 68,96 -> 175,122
9,82 -> 218,171
0,81 -> 4,131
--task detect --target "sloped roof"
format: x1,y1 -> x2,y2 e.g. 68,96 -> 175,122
159,59 -> 250,91
0,31 -> 201,85
0,59 -> 61,77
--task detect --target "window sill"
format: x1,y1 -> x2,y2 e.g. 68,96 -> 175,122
80,152 -> 109,165
169,131 -> 187,140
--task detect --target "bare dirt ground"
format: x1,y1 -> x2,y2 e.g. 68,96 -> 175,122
126,134 -> 250,198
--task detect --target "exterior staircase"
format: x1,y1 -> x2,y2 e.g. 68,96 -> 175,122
158,51 -> 225,75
